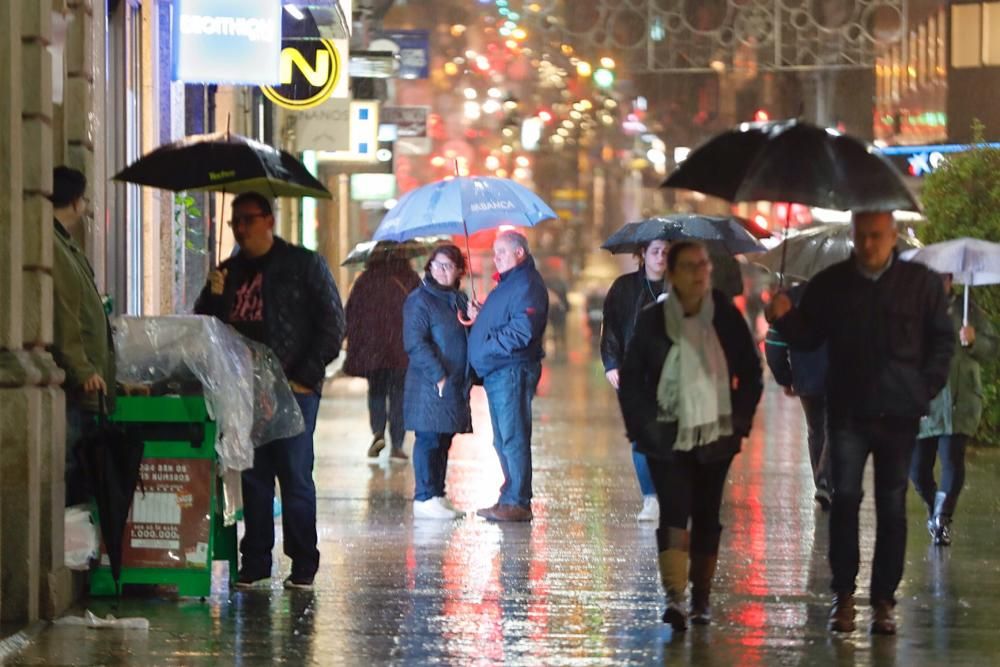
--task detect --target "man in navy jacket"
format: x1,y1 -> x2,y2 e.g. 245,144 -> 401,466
468,231 -> 549,522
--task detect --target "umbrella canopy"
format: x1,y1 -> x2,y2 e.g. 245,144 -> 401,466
900,238 -> 1000,285
662,119 -> 920,212
372,176 -> 557,242
752,223 -> 921,281
341,238 -> 443,266
113,132 -> 332,199
80,408 -> 144,591
601,215 -> 767,256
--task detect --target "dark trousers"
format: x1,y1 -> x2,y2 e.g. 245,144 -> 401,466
828,416 -> 918,604
910,434 -> 968,517
65,404 -> 94,507
800,395 -> 830,491
649,452 -> 733,554
240,392 -> 321,580
367,368 -> 406,450
413,432 -> 454,501
483,362 -> 541,508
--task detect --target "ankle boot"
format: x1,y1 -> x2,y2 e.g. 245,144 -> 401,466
656,528 -> 690,632
689,552 -> 718,625
931,491 -> 953,546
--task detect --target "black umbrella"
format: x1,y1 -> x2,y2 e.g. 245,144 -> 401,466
113,131 -> 331,199
80,399 -> 144,593
601,215 -> 767,256
751,222 -> 922,281
341,238 -> 443,267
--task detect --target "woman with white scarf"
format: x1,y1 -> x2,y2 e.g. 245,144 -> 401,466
618,241 -> 763,632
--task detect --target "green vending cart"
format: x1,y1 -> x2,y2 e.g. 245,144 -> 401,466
90,395 -> 237,598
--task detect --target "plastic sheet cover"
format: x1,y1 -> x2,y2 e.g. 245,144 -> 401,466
113,316 -> 305,472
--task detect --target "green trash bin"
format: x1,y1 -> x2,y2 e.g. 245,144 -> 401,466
90,395 -> 238,598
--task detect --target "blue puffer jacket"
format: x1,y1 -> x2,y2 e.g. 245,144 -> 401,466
468,255 -> 549,378
402,279 -> 473,434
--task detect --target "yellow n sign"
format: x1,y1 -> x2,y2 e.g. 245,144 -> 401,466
261,38 -> 343,111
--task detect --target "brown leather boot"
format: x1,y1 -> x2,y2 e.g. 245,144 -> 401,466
870,600 -> 896,635
689,552 -> 718,625
828,593 -> 856,633
656,527 -> 690,632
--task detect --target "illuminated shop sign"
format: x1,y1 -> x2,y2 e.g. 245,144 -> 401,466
172,0 -> 281,84
880,142 -> 1000,177
261,39 -> 349,110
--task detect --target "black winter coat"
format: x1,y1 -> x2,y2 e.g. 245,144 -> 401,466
773,253 -> 954,424
600,271 -> 666,372
402,281 -> 473,434
618,290 -> 763,462
194,237 -> 345,394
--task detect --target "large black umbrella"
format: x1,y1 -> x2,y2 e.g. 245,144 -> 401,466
601,214 -> 768,256
80,403 -> 144,592
751,222 -> 922,281
662,119 -> 919,212
113,132 -> 331,199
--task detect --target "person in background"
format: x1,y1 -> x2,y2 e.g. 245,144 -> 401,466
50,166 -> 116,506
618,241 -> 762,632
343,255 -> 421,461
601,239 -> 669,522
195,191 -> 345,590
403,244 -> 473,519
911,273 -> 997,546
765,281 -> 832,510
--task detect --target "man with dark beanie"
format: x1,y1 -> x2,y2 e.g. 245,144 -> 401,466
50,166 -> 116,506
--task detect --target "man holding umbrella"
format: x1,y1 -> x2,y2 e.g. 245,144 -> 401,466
768,211 -> 954,635
468,230 -> 549,522
195,191 -> 345,589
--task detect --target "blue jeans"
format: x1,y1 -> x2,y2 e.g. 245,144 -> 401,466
240,392 -> 321,580
828,416 -> 918,604
483,362 -> 541,509
631,442 -> 656,496
910,434 -> 968,517
413,431 -> 453,501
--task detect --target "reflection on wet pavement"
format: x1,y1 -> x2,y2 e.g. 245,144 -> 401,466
11,339 -> 1000,665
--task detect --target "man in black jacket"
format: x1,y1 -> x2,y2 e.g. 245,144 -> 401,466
769,211 -> 954,635
195,191 -> 345,589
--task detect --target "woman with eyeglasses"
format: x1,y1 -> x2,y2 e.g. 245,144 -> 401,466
402,245 -> 474,519
618,240 -> 762,631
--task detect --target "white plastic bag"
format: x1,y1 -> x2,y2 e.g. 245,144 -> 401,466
64,505 -> 98,571
53,610 -> 149,630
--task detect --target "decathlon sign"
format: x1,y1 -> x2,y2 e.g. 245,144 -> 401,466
172,0 -> 281,84
261,39 -> 349,110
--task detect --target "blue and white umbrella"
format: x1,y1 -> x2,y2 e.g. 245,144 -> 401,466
372,176 -> 557,242
902,237 -> 1000,325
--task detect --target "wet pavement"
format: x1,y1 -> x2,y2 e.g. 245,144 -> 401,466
9,325 -> 1000,666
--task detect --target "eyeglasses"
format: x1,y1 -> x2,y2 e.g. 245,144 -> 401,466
227,212 -> 268,228
430,261 -> 457,271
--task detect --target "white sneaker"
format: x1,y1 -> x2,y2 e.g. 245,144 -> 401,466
414,497 -> 460,520
438,496 -> 461,514
637,495 -> 660,522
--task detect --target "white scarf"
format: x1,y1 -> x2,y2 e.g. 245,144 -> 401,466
656,293 -> 733,451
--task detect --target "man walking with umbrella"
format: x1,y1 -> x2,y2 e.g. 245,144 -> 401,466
468,231 -> 549,522
768,211 -> 954,635
195,191 -> 345,589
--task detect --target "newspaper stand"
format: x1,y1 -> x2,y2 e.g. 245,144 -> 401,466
90,395 -> 237,598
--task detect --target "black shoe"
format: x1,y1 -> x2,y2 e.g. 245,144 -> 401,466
933,518 -> 952,546
663,602 -> 688,632
283,575 -> 315,590
814,487 -> 832,512
234,572 -> 270,589
367,436 -> 386,458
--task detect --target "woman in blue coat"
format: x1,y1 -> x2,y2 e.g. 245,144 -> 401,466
403,244 -> 473,519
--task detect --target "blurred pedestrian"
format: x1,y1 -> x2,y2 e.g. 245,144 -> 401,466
468,231 -> 549,522
343,256 -> 420,461
619,240 -> 762,632
195,191 -> 345,590
765,281 -> 832,510
403,245 -> 473,519
768,211 -> 954,635
601,239 -> 669,522
911,273 -> 997,546
50,166 -> 116,506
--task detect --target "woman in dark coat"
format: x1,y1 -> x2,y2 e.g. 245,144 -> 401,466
403,245 -> 473,519
619,241 -> 763,632
343,256 -> 421,460
601,239 -> 668,522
